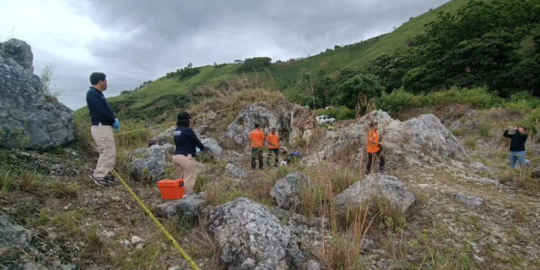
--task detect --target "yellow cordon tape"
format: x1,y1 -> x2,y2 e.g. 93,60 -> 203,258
469,145 -> 540,161
98,100 -> 290,268
114,105 -> 243,137
98,104 -> 243,270
111,170 -> 202,270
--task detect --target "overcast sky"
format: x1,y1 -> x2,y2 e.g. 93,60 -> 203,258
0,0 -> 449,110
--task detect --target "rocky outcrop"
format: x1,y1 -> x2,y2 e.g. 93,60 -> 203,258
156,193 -> 205,221
0,215 -> 75,270
130,144 -> 174,183
226,102 -> 317,147
308,110 -> 468,169
226,102 -> 283,145
285,105 -> 317,146
270,172 -> 309,210
2,149 -> 81,177
0,39 -> 74,150
470,161 -> 492,173
225,163 -> 247,179
455,193 -> 484,207
334,175 -> 416,213
208,198 -> 306,270
148,126 -> 175,147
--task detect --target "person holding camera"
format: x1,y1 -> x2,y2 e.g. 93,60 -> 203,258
503,126 -> 528,169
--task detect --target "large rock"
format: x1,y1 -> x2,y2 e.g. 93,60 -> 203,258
130,144 -> 174,183
270,172 -> 309,210
148,126 -> 175,147
0,39 -> 74,150
334,175 -> 416,213
225,163 -> 247,179
226,102 -> 283,145
208,198 -> 306,270
308,110 -> 468,168
225,102 -> 317,147
285,105 -> 317,145
0,215 -> 75,270
156,193 -> 205,221
201,138 -> 223,156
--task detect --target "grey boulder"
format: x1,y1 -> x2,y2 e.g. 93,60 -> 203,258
130,144 -> 174,183
334,175 -> 416,213
156,193 -> 205,221
0,39 -> 74,150
208,198 -> 306,270
270,172 -> 309,210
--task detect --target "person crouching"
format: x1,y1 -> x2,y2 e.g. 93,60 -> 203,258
172,112 -> 205,195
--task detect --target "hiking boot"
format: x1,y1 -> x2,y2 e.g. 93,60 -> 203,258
378,168 -> 387,174
104,174 -> 121,186
88,174 -> 109,187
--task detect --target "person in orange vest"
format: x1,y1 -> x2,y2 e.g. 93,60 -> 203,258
249,123 -> 265,169
366,122 -> 385,175
266,127 -> 280,168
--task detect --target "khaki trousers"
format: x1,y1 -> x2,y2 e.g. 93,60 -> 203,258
172,154 -> 197,195
91,125 -> 116,180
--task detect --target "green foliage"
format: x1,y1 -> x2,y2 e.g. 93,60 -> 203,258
176,65 -> 201,80
370,0 -> 540,96
315,106 -> 356,121
238,57 -> 272,73
366,50 -> 412,92
333,74 -> 384,109
375,88 -> 416,113
419,87 -> 503,108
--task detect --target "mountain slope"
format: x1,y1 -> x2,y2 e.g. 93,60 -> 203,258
75,0 -> 468,121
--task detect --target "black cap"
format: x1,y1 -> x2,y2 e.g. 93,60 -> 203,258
177,112 -> 191,119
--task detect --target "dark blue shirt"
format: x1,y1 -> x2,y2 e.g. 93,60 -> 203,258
86,87 -> 116,126
173,126 -> 205,157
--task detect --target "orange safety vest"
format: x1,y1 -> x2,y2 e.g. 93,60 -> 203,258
250,129 -> 265,148
267,133 -> 279,149
367,130 -> 379,153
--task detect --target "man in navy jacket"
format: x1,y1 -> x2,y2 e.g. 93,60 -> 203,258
86,72 -> 120,187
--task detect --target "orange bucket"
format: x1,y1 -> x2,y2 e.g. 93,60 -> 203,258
157,179 -> 185,200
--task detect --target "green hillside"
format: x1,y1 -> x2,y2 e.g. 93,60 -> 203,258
74,0 -> 469,120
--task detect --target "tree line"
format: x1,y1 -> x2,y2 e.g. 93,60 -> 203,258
292,0 -> 540,110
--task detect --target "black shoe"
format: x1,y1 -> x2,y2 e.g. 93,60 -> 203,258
104,174 -> 121,186
88,174 -> 109,187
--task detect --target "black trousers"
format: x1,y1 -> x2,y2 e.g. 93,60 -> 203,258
267,149 -> 279,167
251,148 -> 263,169
366,148 -> 385,174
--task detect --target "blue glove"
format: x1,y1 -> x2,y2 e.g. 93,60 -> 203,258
113,118 -> 120,132
196,147 -> 201,153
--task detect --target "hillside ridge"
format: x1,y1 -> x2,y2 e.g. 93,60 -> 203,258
74,0 -> 467,121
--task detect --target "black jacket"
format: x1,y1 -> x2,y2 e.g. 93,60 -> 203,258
173,126 -> 205,157
86,87 -> 116,126
503,129 -> 528,152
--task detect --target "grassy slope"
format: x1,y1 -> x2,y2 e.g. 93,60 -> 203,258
74,0 -> 468,118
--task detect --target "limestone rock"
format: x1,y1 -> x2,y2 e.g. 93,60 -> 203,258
455,193 -> 484,206
156,193 -> 205,221
208,198 -> 306,270
0,215 -> 75,270
270,172 -> 309,210
226,102 -> 283,146
225,163 -> 247,179
0,39 -> 74,150
334,175 -> 416,213
130,144 -> 174,183
308,110 -> 468,169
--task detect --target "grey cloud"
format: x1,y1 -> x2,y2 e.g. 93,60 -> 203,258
56,0 -> 450,109
76,0 -> 449,65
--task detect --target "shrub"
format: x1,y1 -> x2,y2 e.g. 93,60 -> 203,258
375,88 -> 417,113
238,57 -> 272,73
315,107 -> 355,121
